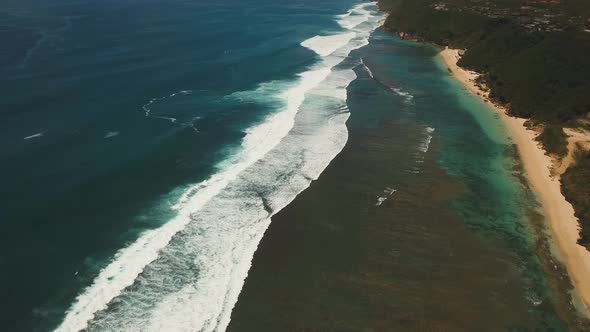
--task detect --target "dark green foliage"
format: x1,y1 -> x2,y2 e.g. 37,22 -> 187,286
458,23 -> 542,71
562,151 -> 590,250
380,0 -> 590,124
536,125 -> 568,157
382,0 -> 490,47
485,32 -> 590,122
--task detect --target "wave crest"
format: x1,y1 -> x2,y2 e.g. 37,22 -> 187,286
56,3 -> 384,332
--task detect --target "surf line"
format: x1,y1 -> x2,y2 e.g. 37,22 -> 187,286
55,3 -> 384,331
55,44 -> 335,332
358,59 -> 414,104
141,90 -> 204,131
23,131 -> 45,140
376,187 -> 397,206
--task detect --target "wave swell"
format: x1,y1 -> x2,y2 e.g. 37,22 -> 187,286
55,3 -> 383,331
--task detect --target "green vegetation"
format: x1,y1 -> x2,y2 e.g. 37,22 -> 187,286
562,151 -> 590,250
536,125 -> 568,157
381,0 -> 492,46
378,0 -> 590,249
474,32 -> 590,122
380,0 -> 590,124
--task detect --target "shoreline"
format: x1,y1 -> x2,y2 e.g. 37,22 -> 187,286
228,31 -> 576,330
439,47 -> 590,316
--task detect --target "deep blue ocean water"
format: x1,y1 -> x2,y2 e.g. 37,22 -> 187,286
1,0 -> 385,330
2,0 -> 578,330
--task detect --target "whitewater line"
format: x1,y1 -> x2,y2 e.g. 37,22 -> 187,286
360,57 -> 374,79
56,2 -> 383,331
55,67 -> 332,332
24,132 -> 44,140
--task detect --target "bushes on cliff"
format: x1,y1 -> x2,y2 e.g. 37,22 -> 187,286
536,125 -> 569,158
562,151 -> 590,250
483,32 -> 590,123
382,0 -> 590,124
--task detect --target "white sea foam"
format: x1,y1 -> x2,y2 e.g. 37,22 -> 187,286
390,87 -> 414,104
337,14 -> 367,30
301,32 -> 356,57
56,3 -> 384,332
152,116 -> 177,123
23,132 -> 44,140
142,90 -> 193,118
337,2 -> 373,29
56,65 -> 332,332
104,131 -> 119,139
418,127 -> 435,153
360,57 -> 374,79
408,127 -> 435,174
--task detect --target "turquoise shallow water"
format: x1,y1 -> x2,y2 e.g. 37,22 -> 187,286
374,33 -> 577,328
0,0 -> 584,330
1,0 -> 390,330
228,30 -> 581,330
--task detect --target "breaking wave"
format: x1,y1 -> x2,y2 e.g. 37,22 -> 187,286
418,126 -> 435,153
360,57 -> 374,79
55,2 -> 384,332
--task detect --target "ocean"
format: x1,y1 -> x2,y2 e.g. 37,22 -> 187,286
228,30 -> 580,331
1,0 -> 384,330
0,0 -> 582,331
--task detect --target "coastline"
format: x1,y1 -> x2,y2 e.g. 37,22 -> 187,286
229,30 -> 573,330
439,47 -> 590,316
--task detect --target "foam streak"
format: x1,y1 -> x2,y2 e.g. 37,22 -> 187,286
56,3 -> 384,331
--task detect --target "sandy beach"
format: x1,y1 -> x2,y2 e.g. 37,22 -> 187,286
439,48 -> 590,316
229,34 -> 576,330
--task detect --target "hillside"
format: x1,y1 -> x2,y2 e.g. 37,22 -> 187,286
378,0 -> 590,249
